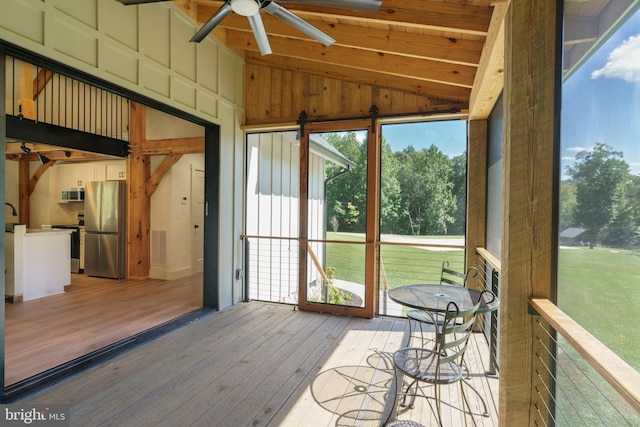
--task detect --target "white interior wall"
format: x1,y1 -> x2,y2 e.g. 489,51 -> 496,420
1,0 -> 245,309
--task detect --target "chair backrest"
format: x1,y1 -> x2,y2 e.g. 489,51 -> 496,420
436,300 -> 480,364
439,260 -> 479,287
436,290 -> 494,365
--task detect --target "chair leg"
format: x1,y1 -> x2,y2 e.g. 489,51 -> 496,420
433,383 -> 443,427
460,378 -> 490,417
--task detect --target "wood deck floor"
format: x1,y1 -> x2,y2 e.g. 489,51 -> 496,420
17,301 -> 499,427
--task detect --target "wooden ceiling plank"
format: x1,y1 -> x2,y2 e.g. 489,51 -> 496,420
245,54 -> 471,102
197,0 -> 493,35
216,14 -> 484,66
226,31 -> 476,87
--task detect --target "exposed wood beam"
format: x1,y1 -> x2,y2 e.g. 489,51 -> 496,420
28,161 -> 56,197
229,31 -> 476,88
18,159 -> 30,228
5,150 -> 109,162
218,14 -> 484,66
139,137 -> 204,155
469,1 -> 507,120
245,53 -> 471,102
198,0 -> 493,35
147,154 -> 183,196
33,69 -> 54,100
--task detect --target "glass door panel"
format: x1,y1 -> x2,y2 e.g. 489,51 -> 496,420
378,120 -> 468,316
298,121 -> 375,317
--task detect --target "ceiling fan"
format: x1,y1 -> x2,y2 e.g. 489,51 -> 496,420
116,0 -> 382,56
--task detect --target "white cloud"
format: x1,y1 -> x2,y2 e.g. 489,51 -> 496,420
561,156 -> 575,161
591,34 -> 640,82
566,146 -> 592,153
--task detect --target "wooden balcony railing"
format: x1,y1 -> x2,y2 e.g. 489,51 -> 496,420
529,298 -> 640,424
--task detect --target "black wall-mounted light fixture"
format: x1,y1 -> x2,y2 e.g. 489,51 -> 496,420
20,142 -> 31,154
4,202 -> 18,216
38,153 -> 51,165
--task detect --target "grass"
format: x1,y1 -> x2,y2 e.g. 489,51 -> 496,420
325,232 -> 465,287
326,234 -> 640,372
558,246 -> 640,371
322,234 -> 640,422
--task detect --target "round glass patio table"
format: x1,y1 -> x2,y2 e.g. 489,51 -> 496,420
387,284 -> 499,314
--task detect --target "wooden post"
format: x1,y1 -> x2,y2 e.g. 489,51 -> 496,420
501,1 -> 560,425
18,158 -> 30,228
127,101 -> 151,280
466,119 -> 488,291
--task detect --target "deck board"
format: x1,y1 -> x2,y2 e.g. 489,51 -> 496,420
17,301 -> 498,427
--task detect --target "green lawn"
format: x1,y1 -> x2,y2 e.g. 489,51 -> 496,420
558,246 -> 640,371
324,236 -> 640,423
325,235 -> 640,372
325,232 -> 464,287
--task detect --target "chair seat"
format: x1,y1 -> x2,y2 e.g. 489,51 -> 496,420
393,347 -> 463,385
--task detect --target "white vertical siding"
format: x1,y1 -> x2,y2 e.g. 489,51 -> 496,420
245,132 -> 328,303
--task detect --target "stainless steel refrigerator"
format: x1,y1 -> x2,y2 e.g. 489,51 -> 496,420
85,181 -> 126,279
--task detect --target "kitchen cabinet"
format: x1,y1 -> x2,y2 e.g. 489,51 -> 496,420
57,163 -> 98,189
106,163 -> 126,180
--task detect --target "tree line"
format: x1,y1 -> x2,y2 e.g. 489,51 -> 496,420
324,132 -> 466,236
562,143 -> 640,248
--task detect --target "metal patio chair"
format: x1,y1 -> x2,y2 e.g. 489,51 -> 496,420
391,291 -> 494,426
406,261 -> 479,346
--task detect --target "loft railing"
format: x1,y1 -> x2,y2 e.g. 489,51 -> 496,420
529,299 -> 640,425
5,56 -> 129,140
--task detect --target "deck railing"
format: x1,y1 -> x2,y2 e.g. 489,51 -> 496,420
475,247 -> 501,377
529,299 -> 640,425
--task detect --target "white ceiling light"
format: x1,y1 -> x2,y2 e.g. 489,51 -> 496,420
230,0 -> 260,16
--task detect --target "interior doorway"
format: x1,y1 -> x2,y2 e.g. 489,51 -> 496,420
191,167 -> 205,273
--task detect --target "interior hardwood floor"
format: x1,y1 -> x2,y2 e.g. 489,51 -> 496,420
17,301 -> 498,427
5,272 -> 203,385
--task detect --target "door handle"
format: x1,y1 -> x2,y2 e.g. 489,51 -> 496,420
194,224 -> 199,229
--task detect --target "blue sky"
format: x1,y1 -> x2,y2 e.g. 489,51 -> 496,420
378,8 -> 640,173
561,8 -> 640,177
381,120 -> 467,158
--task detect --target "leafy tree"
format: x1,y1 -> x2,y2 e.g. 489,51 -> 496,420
559,181 -> 577,233
602,175 -> 640,248
566,143 -> 630,245
325,132 -> 368,233
380,136 -> 402,234
396,145 -> 456,235
448,154 -> 467,235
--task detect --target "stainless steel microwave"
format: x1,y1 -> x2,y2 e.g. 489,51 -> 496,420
61,188 -> 85,202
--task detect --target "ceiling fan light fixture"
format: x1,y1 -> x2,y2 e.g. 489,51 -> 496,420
230,0 -> 260,16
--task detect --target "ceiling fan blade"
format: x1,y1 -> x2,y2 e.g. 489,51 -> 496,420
115,0 -> 169,5
190,3 -> 233,43
278,0 -> 382,13
248,13 -> 273,56
263,2 -> 335,47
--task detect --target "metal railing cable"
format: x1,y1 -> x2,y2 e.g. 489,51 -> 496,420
533,318 -> 630,426
530,299 -> 640,426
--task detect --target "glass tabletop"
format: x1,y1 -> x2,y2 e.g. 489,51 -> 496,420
388,284 -> 499,314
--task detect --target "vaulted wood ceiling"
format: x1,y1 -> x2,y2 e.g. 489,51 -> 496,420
174,0 -> 507,119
